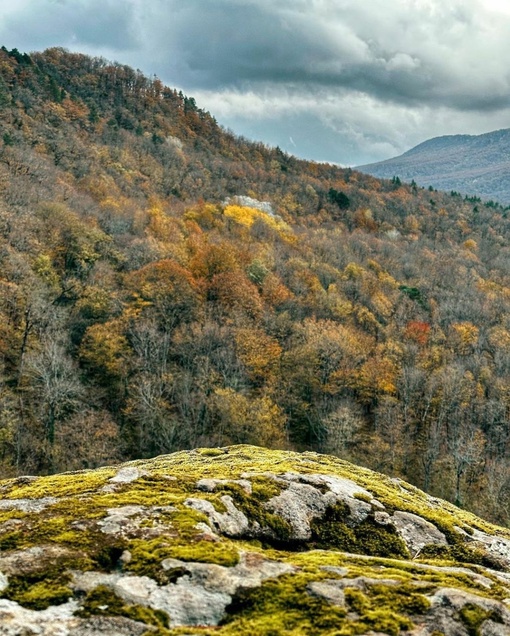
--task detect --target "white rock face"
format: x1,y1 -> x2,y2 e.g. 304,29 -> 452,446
223,195 -> 275,216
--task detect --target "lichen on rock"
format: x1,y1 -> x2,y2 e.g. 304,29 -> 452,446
0,444 -> 509,635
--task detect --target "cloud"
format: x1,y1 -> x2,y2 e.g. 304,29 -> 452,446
2,0 -> 510,163
128,0 -> 510,111
0,0 -> 139,53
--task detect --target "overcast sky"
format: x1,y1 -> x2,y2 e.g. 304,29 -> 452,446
2,0 -> 510,165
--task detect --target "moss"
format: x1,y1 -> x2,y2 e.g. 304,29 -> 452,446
3,569 -> 73,610
369,581 -> 430,614
352,492 -> 372,503
458,603 -> 501,636
198,448 -> 227,457
125,536 -> 239,583
76,584 -> 170,629
221,572 -> 348,636
221,572 -> 427,636
343,582 -> 428,636
420,537 -> 506,571
344,587 -> 369,613
91,476 -> 188,508
0,530 -> 24,551
4,469 -> 114,499
310,503 -> 409,558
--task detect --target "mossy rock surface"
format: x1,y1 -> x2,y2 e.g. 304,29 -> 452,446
0,445 -> 509,635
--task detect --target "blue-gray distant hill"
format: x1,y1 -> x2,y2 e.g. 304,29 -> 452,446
358,128 -> 510,204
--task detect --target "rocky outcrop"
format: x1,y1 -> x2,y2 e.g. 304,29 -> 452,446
0,445 -> 509,635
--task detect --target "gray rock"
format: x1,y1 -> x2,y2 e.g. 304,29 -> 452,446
328,576 -> 400,591
320,566 -> 349,577
307,580 -> 346,606
97,505 -> 176,539
196,478 -> 252,494
432,587 -> 510,617
71,616 -> 156,635
73,551 -> 294,627
471,529 -> 510,568
391,511 -> 448,555
184,495 -> 250,537
0,545 -> 76,576
0,573 -> 7,593
374,510 -> 392,525
109,467 -> 146,484
0,496 -> 58,513
481,620 -> 510,636
0,599 -> 79,636
265,481 -> 330,540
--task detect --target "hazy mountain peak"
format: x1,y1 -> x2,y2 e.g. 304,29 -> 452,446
359,127 -> 510,203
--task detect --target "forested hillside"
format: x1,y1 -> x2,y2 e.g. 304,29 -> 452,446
0,47 -> 509,526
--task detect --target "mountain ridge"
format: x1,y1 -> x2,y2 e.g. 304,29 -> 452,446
359,127 -> 510,203
0,47 -> 510,530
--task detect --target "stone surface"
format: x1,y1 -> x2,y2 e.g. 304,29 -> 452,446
307,580 -> 346,606
0,497 -> 58,513
73,552 -> 294,627
97,505 -> 176,539
196,478 -> 252,494
265,481 -> 332,540
184,495 -> 250,536
0,445 -> 509,635
391,510 -> 448,555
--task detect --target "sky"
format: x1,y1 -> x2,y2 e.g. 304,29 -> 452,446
2,0 -> 510,165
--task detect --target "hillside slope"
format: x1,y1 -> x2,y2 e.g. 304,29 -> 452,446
358,128 -> 510,204
0,446 -> 509,635
0,47 -> 510,528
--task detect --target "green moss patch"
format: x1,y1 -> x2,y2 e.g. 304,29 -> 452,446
458,603 -> 503,636
221,572 -> 348,636
2,560 -> 78,610
310,503 -> 409,558
4,469 -> 115,500
125,537 -> 239,583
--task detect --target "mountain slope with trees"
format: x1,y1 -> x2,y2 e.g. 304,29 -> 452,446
359,128 -> 510,204
0,47 -> 509,527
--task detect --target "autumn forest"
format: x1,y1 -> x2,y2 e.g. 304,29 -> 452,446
0,47 -> 509,526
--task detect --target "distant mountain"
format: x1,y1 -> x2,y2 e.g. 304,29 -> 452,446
358,128 -> 510,204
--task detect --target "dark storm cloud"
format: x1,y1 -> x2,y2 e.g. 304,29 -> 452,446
137,0 -> 510,112
2,0 -> 510,164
